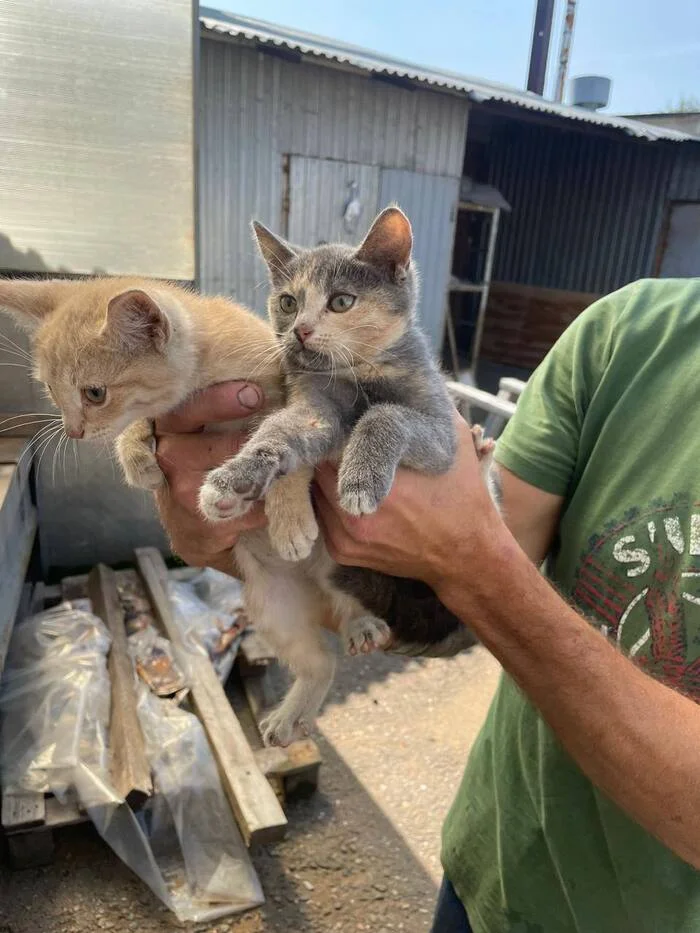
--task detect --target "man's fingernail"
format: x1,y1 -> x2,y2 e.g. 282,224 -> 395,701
237,384 -> 261,410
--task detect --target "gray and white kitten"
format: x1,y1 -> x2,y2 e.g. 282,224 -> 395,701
200,207 -> 491,745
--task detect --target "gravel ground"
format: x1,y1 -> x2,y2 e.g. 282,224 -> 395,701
0,646 -> 500,933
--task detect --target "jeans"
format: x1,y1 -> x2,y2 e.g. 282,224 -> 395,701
430,876 -> 473,933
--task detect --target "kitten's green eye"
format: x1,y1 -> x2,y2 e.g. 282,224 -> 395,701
328,293 -> 356,313
279,294 -> 297,314
82,385 -> 107,405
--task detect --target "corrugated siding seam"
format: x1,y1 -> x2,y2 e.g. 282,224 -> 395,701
487,122 -> 678,294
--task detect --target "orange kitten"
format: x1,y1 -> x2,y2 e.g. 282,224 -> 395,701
0,278 -> 334,745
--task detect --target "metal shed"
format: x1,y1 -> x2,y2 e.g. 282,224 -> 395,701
198,13 -> 468,349
197,8 -> 700,369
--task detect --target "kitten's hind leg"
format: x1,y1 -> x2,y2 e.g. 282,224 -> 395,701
235,538 -> 335,746
116,419 -> 164,490
332,590 -> 391,656
265,467 -> 319,562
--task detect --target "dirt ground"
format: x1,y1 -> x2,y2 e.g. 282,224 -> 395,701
0,646 -> 500,933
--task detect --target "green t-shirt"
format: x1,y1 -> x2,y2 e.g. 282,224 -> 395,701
442,278 -> 700,933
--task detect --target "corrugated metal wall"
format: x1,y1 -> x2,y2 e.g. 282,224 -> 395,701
669,146 -> 700,201
486,119 -> 682,294
199,37 -> 468,330
287,157 -> 381,246
379,169 -> 460,347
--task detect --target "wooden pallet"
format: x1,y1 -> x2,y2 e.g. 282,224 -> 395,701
2,791 -> 86,869
2,552 -> 323,865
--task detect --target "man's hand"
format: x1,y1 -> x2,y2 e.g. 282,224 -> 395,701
154,381 -> 267,574
314,416 -> 501,589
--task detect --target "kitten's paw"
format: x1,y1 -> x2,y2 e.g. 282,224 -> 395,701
199,452 -> 280,523
199,467 -> 253,523
118,443 -> 164,490
341,616 -> 391,656
261,709 -> 312,748
267,504 -> 319,562
471,424 -> 496,460
338,469 -> 392,516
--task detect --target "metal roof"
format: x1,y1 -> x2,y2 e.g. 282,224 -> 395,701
200,7 -> 699,144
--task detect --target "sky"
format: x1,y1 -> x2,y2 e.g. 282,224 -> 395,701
212,0 -> 700,115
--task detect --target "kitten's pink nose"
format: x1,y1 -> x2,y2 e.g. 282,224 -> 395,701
65,425 -> 84,439
294,324 -> 314,345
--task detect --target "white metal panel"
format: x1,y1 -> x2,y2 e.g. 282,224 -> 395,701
287,157 -> 380,247
199,38 -> 282,313
659,204 -> 700,277
0,0 -> 195,279
379,169 -> 460,351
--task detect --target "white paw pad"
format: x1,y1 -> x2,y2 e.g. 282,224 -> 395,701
198,467 -> 252,523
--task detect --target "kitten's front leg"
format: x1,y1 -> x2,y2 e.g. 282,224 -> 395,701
265,467 -> 319,562
199,403 -> 340,523
338,404 -> 455,516
116,419 -> 164,490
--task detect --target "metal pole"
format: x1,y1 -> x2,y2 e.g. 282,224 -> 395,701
554,0 -> 578,103
469,207 -> 501,380
526,0 -> 555,95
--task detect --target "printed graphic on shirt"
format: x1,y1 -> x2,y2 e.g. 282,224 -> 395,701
572,495 -> 700,697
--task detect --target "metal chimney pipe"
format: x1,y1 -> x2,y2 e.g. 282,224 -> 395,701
554,0 -> 578,103
527,0 -> 555,95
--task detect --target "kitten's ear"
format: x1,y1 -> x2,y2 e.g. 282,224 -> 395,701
355,206 -> 413,281
0,279 -> 72,331
252,221 -> 297,285
104,290 -> 170,353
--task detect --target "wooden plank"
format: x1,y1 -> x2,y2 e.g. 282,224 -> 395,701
88,564 -> 152,810
43,795 -> 86,830
2,792 -> 45,831
135,547 -> 287,847
254,746 -> 289,776
60,573 -> 89,601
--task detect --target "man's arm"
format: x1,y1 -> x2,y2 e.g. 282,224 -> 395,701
496,465 -> 563,564
314,419 -> 700,869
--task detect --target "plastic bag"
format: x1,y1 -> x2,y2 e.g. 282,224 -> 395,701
0,599 -> 263,921
169,571 -> 248,681
0,604 -> 111,799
